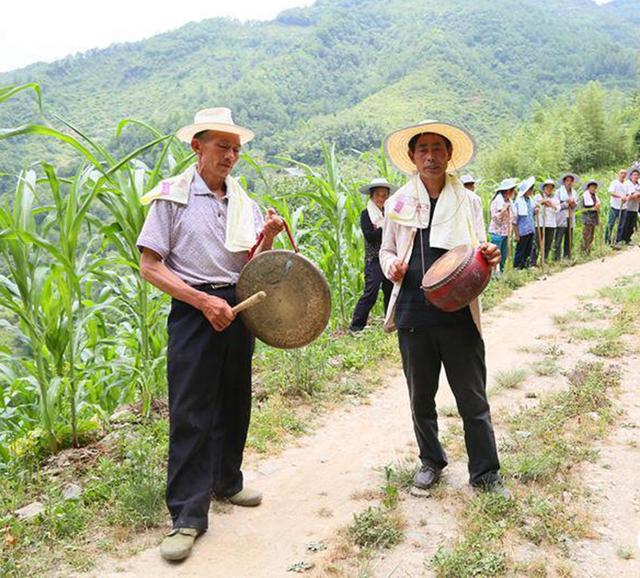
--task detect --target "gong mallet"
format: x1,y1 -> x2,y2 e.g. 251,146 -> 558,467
232,291 -> 267,314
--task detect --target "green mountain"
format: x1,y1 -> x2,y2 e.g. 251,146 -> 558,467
0,0 -> 638,178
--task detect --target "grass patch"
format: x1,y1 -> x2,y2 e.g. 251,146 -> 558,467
431,360 -> 621,576
494,368 -> 528,390
348,506 -> 404,550
0,420 -> 168,577
382,459 -> 418,492
431,531 -> 506,577
530,357 -> 560,377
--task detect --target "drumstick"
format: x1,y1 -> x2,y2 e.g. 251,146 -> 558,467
232,291 -> 267,314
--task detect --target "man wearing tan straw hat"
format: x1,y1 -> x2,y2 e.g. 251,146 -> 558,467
379,120 -> 507,496
349,178 -> 397,332
137,108 -> 284,562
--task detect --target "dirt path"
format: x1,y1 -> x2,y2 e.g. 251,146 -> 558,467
88,248 -> 640,578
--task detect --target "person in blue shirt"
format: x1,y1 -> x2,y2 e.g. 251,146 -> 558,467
513,177 -> 536,269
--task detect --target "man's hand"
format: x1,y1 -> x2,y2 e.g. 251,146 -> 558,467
199,294 -> 235,331
389,259 -> 408,283
480,242 -> 501,268
262,208 -> 285,240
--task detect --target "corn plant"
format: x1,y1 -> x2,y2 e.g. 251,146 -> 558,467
279,143 -> 365,326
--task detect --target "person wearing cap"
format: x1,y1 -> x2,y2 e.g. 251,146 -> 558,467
379,120 -> 506,496
460,174 -> 487,245
136,108 -> 285,561
554,173 -> 579,260
617,167 -> 640,244
580,180 -> 601,255
606,169 -> 628,244
513,177 -> 536,269
489,178 -> 517,273
532,179 -> 559,264
348,178 -> 397,332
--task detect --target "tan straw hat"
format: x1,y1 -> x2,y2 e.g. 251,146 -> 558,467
176,107 -> 254,144
384,119 -> 475,175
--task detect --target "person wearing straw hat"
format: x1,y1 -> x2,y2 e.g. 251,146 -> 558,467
554,172 -> 579,260
580,179 -> 601,255
617,167 -> 640,244
513,177 -> 536,269
379,120 -> 507,496
137,108 -> 285,562
606,169 -> 628,244
532,179 -> 559,265
489,178 -> 517,273
348,178 -> 397,332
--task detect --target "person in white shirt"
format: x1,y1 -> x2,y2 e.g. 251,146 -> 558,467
532,179 -> 559,264
617,168 -> 640,244
606,169 -> 628,244
554,173 -> 579,260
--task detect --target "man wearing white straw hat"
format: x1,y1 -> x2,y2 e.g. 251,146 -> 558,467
349,178 -> 397,332
137,108 -> 284,561
379,120 -> 507,496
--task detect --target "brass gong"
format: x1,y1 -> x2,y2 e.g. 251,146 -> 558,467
236,249 -> 331,349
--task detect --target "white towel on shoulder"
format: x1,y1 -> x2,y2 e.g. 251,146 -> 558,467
386,173 -> 476,249
140,164 -> 259,252
366,199 -> 385,228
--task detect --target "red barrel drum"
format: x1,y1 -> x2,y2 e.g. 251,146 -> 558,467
421,244 -> 491,312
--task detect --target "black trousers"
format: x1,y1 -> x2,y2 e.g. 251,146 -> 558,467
398,324 -> 500,486
618,210 -> 637,243
514,233 -> 534,269
349,258 -> 393,330
553,226 -> 572,260
166,286 -> 254,531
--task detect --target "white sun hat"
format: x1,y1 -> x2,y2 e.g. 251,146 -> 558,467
358,177 -> 399,195
460,174 -> 477,185
495,177 -> 519,194
518,176 -> 536,197
384,119 -> 475,175
176,107 -> 255,144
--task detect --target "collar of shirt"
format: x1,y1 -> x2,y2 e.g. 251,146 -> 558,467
192,170 -> 228,202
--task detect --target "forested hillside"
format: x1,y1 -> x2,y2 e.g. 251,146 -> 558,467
0,0 -> 639,180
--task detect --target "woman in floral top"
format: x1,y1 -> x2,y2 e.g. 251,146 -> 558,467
489,178 -> 517,272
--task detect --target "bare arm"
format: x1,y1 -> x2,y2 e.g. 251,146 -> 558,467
139,248 -> 235,331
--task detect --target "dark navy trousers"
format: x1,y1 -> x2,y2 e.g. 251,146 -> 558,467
166,286 -> 254,531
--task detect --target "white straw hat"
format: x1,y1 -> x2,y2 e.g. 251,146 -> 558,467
460,174 -> 477,185
384,119 -> 475,175
539,178 -> 556,192
358,177 -> 398,195
176,107 -> 254,144
518,176 -> 536,197
495,177 -> 518,194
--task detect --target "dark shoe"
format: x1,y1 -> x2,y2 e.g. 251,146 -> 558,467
413,465 -> 442,490
160,528 -> 199,561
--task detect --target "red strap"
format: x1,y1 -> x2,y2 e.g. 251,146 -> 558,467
247,218 -> 298,261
